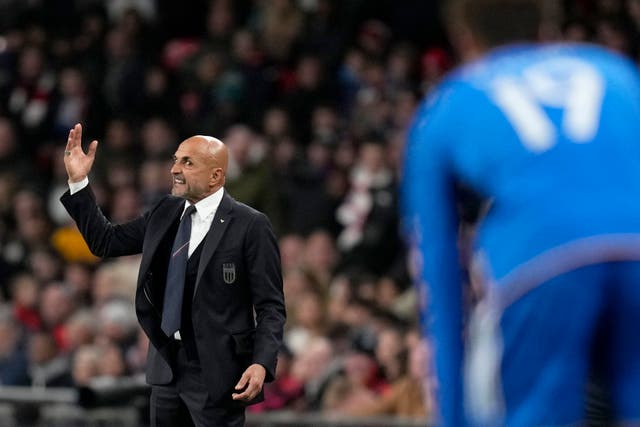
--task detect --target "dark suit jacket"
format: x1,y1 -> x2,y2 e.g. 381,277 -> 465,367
61,186 -> 286,407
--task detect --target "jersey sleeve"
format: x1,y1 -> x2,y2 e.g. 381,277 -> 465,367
402,86 -> 465,427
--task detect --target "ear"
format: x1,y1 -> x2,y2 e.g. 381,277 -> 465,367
210,168 -> 223,186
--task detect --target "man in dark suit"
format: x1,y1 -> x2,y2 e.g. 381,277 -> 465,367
61,124 -> 286,426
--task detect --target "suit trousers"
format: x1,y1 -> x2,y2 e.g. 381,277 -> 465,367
150,341 -> 245,427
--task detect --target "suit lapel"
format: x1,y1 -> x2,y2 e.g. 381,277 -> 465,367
194,192 -> 234,299
138,197 -> 184,277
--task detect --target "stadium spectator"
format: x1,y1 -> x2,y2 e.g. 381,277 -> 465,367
225,124 -> 284,235
336,140 -> 400,276
0,305 -> 29,386
302,229 -> 337,287
321,349 -> 383,414
39,282 -> 75,350
285,290 -> 327,356
10,273 -> 41,332
71,344 -> 100,386
64,309 -> 96,352
253,0 -> 303,63
278,233 -> 306,272
27,331 -> 72,387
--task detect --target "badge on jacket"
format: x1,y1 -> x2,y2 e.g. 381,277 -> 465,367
222,263 -> 236,284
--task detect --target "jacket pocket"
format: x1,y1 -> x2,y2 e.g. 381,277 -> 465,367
231,329 -> 255,357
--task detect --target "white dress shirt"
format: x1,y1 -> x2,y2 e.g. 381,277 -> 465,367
181,187 -> 223,257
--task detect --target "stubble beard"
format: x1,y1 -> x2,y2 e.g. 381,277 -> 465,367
172,182 -> 206,204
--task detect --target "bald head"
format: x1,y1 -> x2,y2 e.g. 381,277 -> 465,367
171,135 -> 229,203
184,135 -> 229,173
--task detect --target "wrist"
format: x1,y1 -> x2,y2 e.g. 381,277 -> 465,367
68,177 -> 89,195
68,175 -> 87,184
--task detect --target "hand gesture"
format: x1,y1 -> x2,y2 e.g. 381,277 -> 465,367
64,123 -> 98,183
232,363 -> 266,402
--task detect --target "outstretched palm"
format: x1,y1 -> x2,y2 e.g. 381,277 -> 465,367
64,123 -> 98,183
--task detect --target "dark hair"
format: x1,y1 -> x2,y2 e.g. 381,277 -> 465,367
446,0 -> 542,48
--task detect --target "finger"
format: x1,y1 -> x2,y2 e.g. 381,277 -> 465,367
236,379 -> 261,400
232,387 -> 254,401
231,390 -> 246,400
65,128 -> 74,151
76,123 -> 83,141
67,124 -> 81,151
87,140 -> 98,158
232,382 -> 253,400
234,373 -> 249,390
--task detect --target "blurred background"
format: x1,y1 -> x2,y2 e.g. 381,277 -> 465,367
0,0 -> 638,426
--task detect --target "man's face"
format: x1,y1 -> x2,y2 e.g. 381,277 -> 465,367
171,139 -> 215,203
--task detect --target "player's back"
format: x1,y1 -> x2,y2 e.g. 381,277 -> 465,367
441,44 -> 640,282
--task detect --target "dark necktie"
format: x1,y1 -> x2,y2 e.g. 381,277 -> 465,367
161,204 -> 197,336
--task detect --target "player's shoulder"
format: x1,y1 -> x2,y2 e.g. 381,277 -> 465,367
414,72 -> 472,124
551,43 -> 640,80
411,63 -> 490,135
456,42 -> 637,84
560,42 -> 635,67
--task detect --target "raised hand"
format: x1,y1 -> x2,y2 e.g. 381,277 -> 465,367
64,123 -> 98,183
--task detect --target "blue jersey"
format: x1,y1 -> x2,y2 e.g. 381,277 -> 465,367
403,44 -> 640,426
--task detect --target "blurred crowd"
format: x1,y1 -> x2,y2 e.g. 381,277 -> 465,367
0,0 -> 639,422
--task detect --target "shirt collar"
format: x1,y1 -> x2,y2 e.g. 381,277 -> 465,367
182,187 -> 224,220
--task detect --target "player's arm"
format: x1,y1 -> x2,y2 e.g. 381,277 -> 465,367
402,91 -> 464,427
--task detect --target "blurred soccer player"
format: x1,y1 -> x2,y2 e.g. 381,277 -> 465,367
402,0 -> 640,425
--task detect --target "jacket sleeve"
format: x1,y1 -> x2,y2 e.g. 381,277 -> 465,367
60,184 -> 148,258
402,92 -> 463,427
243,212 -> 286,382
